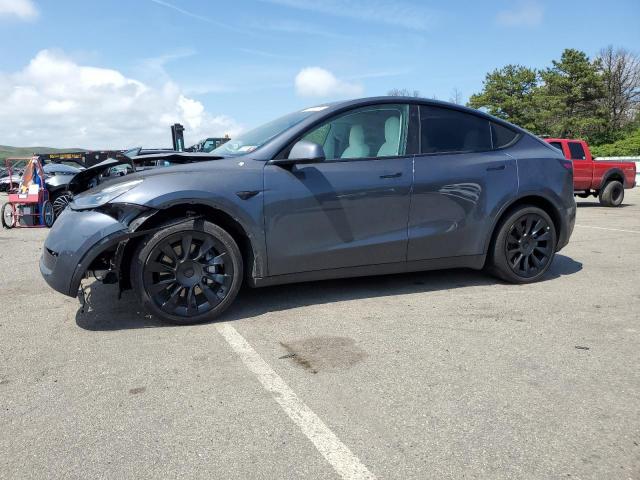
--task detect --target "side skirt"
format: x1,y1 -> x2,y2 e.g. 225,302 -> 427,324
250,254 -> 486,288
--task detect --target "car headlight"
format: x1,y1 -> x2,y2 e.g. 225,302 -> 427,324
71,179 -> 143,210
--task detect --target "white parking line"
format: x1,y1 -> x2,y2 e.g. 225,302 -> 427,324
215,323 -> 376,480
575,224 -> 640,234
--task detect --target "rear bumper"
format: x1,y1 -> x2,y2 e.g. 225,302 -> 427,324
40,209 -> 129,297
556,202 -> 576,252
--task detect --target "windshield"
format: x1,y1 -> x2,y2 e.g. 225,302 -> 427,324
211,109 -> 318,156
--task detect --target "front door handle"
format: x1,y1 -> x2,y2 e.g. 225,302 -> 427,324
380,172 -> 402,179
486,165 -> 506,171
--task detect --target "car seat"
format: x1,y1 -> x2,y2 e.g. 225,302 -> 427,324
341,125 -> 370,158
377,116 -> 401,156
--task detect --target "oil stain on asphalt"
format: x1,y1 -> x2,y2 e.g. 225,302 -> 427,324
279,336 -> 367,374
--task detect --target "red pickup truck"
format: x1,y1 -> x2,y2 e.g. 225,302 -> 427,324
545,138 -> 636,207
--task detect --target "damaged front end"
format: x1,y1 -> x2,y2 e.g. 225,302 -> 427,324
40,201 -> 158,301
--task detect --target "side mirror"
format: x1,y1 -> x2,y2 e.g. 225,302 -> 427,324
269,140 -> 325,168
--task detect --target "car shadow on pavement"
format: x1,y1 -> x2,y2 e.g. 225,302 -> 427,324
76,254 -> 582,331
576,201 -> 633,208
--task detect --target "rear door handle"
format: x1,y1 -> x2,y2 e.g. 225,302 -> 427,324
486,165 -> 505,171
380,172 -> 402,179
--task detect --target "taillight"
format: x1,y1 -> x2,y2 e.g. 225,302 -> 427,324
558,159 -> 573,171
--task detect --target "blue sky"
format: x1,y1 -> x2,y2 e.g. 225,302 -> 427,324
0,0 -> 638,148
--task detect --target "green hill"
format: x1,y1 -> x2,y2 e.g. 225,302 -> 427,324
0,145 -> 86,162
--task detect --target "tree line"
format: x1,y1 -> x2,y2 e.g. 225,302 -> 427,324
389,46 -> 640,156
468,47 -> 640,155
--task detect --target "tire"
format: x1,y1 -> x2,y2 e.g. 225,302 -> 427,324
487,205 -> 557,284
2,203 -> 15,229
41,200 -> 55,227
131,218 -> 243,325
598,180 -> 624,207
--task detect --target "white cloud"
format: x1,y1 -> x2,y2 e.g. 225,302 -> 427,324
496,2 -> 544,27
0,50 -> 240,149
295,67 -> 363,98
0,0 -> 38,19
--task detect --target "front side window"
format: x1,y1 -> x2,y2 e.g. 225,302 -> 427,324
420,106 -> 492,154
568,142 -> 586,160
302,104 -> 409,160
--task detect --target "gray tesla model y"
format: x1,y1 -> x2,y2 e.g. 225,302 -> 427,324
40,97 -> 576,324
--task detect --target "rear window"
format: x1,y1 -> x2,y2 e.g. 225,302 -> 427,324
568,142 -> 586,160
420,106 -> 491,154
491,123 -> 519,149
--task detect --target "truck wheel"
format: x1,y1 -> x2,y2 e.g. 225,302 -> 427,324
487,205 -> 556,284
131,218 -> 243,325
599,180 -> 624,207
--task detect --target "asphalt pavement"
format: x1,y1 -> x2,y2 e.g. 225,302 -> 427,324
1,189 -> 639,479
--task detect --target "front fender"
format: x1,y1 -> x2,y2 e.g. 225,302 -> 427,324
114,164 -> 267,278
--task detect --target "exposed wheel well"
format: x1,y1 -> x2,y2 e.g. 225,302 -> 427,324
118,204 -> 256,291
487,195 -> 562,259
602,172 -> 624,186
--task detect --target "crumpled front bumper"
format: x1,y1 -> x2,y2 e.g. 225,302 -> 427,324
40,208 -> 131,297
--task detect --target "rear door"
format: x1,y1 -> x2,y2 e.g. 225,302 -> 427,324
264,103 -> 413,276
408,105 -> 519,260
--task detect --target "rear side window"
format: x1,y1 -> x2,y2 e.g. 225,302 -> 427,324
549,141 -> 563,151
491,123 -> 519,149
420,106 -> 491,154
568,142 -> 586,160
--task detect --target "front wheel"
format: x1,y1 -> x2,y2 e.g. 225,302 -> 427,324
598,180 -> 624,207
131,218 -> 243,325
487,206 -> 557,283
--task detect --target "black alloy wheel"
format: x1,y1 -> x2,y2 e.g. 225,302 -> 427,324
488,205 -> 557,284
132,219 -> 243,324
504,213 -> 552,278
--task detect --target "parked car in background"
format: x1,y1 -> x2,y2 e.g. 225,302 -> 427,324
41,97 -> 576,324
545,138 -> 636,206
188,136 -> 230,153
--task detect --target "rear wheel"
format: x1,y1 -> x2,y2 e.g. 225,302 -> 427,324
598,180 -> 624,207
2,203 -> 16,229
131,218 -> 243,325
487,206 -> 557,283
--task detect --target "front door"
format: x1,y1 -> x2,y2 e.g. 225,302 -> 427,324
264,104 -> 413,276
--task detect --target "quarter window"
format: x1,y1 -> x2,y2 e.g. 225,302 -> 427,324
491,123 -> 519,149
420,106 -> 492,154
568,142 -> 586,160
302,104 -> 408,160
